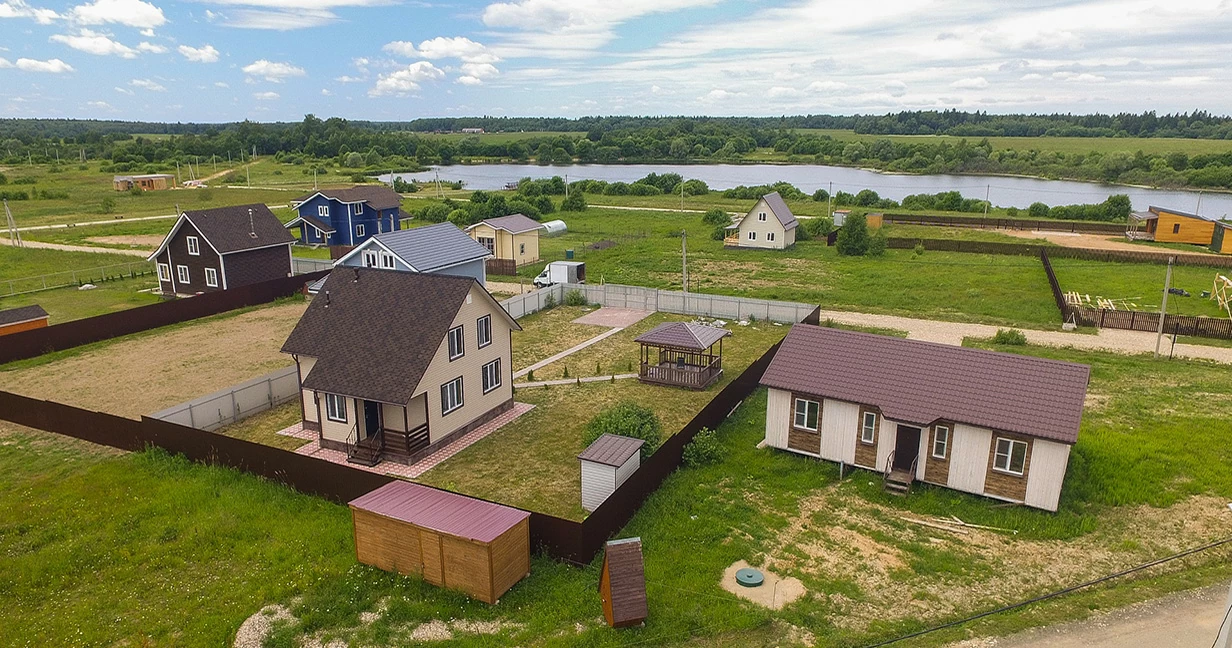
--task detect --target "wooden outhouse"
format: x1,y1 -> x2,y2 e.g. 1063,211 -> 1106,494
578,434 -> 644,512
349,481 -> 531,604
0,304 -> 48,337
599,537 -> 648,628
1211,222 -> 1232,255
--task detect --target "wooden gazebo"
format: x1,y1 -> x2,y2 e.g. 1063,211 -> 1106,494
634,322 -> 731,389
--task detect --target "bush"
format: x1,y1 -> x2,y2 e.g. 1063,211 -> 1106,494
583,401 -> 661,460
532,195 -> 554,214
913,242 -> 926,257
835,213 -> 870,256
417,203 -> 451,223
508,199 -> 541,220
564,289 -> 586,306
711,225 -> 728,241
542,291 -> 557,309
392,177 -> 418,193
350,173 -> 368,183
1005,206 -> 1020,218
804,217 -> 833,238
867,228 -> 887,256
992,328 -> 1028,345
447,209 -> 472,227
0,172 -> 6,185
701,209 -> 731,226
1028,202 -> 1050,218
683,427 -> 725,467
560,192 -> 587,212
99,195 -> 115,213
128,185 -> 144,196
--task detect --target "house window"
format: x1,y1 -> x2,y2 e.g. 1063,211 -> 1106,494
758,212 -> 767,221
747,231 -> 757,240
993,437 -> 1028,475
860,411 -> 878,444
204,268 -> 219,287
767,232 -> 776,242
380,252 -> 395,269
481,359 -> 501,393
519,242 -> 526,255
479,236 -> 495,252
325,393 -> 347,422
441,377 -> 464,415
177,265 -> 190,284
1172,223 -> 1181,234
362,250 -> 378,268
932,425 -> 950,459
355,224 -> 365,238
157,263 -> 170,282
352,203 -> 363,216
477,314 -> 492,348
186,236 -> 200,256
793,398 -> 819,431
447,325 -> 464,360
318,205 -> 329,218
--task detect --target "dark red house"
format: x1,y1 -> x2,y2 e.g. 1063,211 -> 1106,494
147,204 -> 295,295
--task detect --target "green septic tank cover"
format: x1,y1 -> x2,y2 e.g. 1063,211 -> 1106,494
735,568 -> 764,588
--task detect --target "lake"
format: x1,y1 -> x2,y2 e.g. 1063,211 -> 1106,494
387,163 -> 1232,218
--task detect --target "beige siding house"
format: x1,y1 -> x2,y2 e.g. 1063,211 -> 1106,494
725,192 -> 799,250
283,267 -> 520,466
467,214 -> 543,271
760,325 -> 1089,512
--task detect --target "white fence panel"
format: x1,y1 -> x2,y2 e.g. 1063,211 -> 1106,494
500,282 -> 815,324
292,256 -> 334,275
151,366 -> 300,431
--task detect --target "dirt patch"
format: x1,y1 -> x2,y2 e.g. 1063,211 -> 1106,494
0,301 -> 307,417
233,605 -> 294,648
571,307 -> 653,328
998,229 -> 1186,254
589,240 -> 616,250
720,560 -> 807,610
85,235 -> 166,249
487,280 -> 534,296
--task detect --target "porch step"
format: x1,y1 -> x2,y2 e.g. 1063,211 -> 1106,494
884,469 -> 914,495
347,448 -> 381,466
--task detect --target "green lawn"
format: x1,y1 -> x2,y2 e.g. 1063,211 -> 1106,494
1051,258 -> 1229,317
0,276 -> 160,322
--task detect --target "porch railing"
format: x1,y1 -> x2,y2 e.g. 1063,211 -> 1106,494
638,357 -> 722,389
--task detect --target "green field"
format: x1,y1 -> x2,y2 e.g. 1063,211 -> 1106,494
792,129 -> 1232,156
1051,258 -> 1228,317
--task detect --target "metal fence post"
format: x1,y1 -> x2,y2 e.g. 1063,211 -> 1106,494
188,403 -> 196,428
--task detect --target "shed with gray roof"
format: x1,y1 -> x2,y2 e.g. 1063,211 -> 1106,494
579,434 -> 645,512
333,222 -> 493,286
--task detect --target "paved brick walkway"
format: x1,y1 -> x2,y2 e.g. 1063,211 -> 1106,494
273,402 -> 535,479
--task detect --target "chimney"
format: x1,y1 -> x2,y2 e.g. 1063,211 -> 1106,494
323,290 -> 330,307
248,208 -> 258,238
352,267 -> 360,282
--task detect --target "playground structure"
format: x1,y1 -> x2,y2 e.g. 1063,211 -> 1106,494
1213,275 -> 1232,319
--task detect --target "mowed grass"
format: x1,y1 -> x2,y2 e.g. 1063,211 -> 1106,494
0,246 -> 160,321
0,276 -> 160,322
1051,258 -> 1230,317
0,244 -> 148,280
791,129 -> 1232,156
510,305 -> 609,372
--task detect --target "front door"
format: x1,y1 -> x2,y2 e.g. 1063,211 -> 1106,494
893,425 -> 921,471
363,400 -> 381,439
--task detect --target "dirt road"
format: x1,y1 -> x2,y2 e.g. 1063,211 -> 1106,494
998,228 -> 1211,255
0,236 -> 150,256
952,583 -> 1229,647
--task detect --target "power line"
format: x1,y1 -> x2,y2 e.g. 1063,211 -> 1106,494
1212,600 -> 1232,648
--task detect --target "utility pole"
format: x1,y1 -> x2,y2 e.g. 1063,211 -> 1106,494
680,179 -> 685,210
1154,256 -> 1174,358
4,199 -> 23,247
681,229 -> 688,293
565,174 -> 569,198
983,184 -> 990,224
313,168 -> 318,190
1197,190 -> 1204,215
826,181 -> 833,218
1216,579 -> 1232,648
246,163 -> 251,187
176,161 -> 181,187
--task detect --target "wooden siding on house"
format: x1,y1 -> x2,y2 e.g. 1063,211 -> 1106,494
764,388 -> 792,449
1152,210 -> 1217,245
787,427 -> 821,455
468,223 -> 540,266
853,405 -> 880,469
946,423 -> 991,495
220,244 -> 293,288
0,317 -> 49,336
488,518 -> 531,602
923,423 -> 951,486
156,219 -> 223,295
298,356 -> 319,425
984,431 -> 1033,502
581,461 -> 616,512
733,197 -> 793,250
1212,225 -> 1232,254
820,398 -> 859,464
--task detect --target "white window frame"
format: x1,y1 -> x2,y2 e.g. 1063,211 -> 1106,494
325,393 -> 347,423
362,250 -> 379,268
767,232 -> 776,242
747,231 -> 757,240
860,411 -> 878,444
157,263 -> 170,282
758,211 -> 767,222
441,377 -> 464,415
993,437 -> 1028,475
379,251 -> 395,269
204,267 -> 219,288
318,204 -> 329,218
177,265 -> 190,284
186,235 -> 200,256
355,224 -> 365,238
447,325 -> 464,360
476,315 -> 492,348
793,398 -> 819,431
932,424 -> 950,459
352,202 -> 363,216
481,359 -> 501,394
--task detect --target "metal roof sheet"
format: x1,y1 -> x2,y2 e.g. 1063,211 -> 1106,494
634,321 -> 731,350
296,186 -> 403,210
349,481 -> 530,543
761,192 -> 799,230
760,325 -> 1089,444
578,434 -> 644,467
372,223 -> 492,272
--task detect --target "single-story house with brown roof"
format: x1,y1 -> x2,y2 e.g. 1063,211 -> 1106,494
724,192 -> 799,250
759,325 -> 1090,511
466,214 -> 543,271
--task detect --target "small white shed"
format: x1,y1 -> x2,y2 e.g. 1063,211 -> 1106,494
578,434 -> 644,512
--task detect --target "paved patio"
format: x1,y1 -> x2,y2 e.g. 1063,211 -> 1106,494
275,401 -> 535,479
572,307 -> 653,328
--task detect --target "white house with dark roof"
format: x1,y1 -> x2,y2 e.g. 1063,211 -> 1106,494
759,325 -> 1090,511
725,192 -> 799,250
332,223 -> 494,286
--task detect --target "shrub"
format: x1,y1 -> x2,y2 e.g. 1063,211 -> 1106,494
913,242 -> 926,257
526,369 -> 535,381
507,199 -> 540,220
99,195 -> 116,213
417,203 -> 451,223
560,192 -> 587,212
532,195 -> 554,214
542,291 -> 557,309
701,209 -> 731,226
867,228 -> 887,257
795,223 -> 812,241
683,427 -> 725,467
804,217 -> 833,238
835,213 -> 870,256
447,209 -> 472,227
583,401 -> 661,460
564,289 -> 587,306
711,225 -> 729,241
1006,206 -> 1020,218
0,172 -> 7,185
992,328 -> 1028,345
350,173 -> 368,183
392,177 -> 417,193
1028,202 -> 1050,218
128,185 -> 144,196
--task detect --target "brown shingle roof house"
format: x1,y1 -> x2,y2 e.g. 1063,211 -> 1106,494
282,267 -> 521,466
147,204 -> 295,295
759,324 -> 1089,511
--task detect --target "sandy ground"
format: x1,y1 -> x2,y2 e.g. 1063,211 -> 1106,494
487,280 -> 535,296
949,583 -> 1229,648
997,229 -> 1204,254
0,301 -> 306,417
720,560 -> 806,610
85,234 -> 165,249
0,236 -> 149,256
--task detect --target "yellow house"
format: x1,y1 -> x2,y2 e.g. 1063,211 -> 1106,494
1131,206 -> 1217,245
1212,222 -> 1232,255
466,214 -> 543,271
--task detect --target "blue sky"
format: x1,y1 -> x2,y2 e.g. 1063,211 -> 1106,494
1,0 -> 1230,122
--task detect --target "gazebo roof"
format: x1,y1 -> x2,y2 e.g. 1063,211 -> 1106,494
634,321 -> 730,350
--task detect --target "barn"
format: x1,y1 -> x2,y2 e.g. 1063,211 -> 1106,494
578,434 -> 644,512
349,481 -> 530,603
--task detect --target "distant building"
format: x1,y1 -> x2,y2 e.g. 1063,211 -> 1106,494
332,222 -> 493,286
287,186 -> 405,249
466,214 -> 544,274
1212,222 -> 1232,255
1129,206 -> 1219,246
147,204 -> 295,295
460,128 -> 486,134
113,174 -> 175,191
724,192 -> 799,250
0,304 -> 49,337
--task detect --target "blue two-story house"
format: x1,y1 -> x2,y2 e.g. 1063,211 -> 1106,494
286,186 -> 405,247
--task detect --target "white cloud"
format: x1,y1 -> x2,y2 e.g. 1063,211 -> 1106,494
226,9 -> 335,30
382,40 -> 418,57
204,9 -> 222,20
456,75 -> 483,86
335,75 -> 364,83
417,36 -> 499,63
130,78 -> 166,91
0,57 -> 74,73
321,88 -> 332,95
178,44 -> 220,62
70,0 -> 166,29
0,0 -> 59,24
1053,71 -> 1106,82
884,80 -> 907,97
767,86 -> 803,98
698,88 -> 744,103
1020,73 -> 1044,81
114,85 -> 133,94
140,27 -> 153,36
253,91 -> 280,100
482,0 -> 718,55
951,76 -> 989,89
459,62 -> 499,82
137,41 -> 166,54
213,81 -> 228,88
87,100 -> 113,109
50,30 -> 139,58
806,80 -> 847,93
368,61 -> 444,96
242,59 -> 305,82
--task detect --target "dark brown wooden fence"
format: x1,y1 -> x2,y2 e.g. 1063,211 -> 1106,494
486,258 -> 518,276
883,213 -> 1126,234
0,270 -> 329,366
891,238 -> 1232,269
